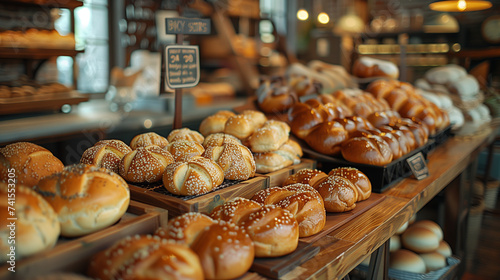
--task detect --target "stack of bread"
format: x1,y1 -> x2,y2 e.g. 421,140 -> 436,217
389,219 -> 453,274
199,109 -> 303,173
414,64 -> 491,136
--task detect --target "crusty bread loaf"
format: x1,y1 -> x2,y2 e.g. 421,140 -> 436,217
167,127 -> 204,144
389,249 -> 426,274
36,164 -> 130,237
248,120 -> 290,153
129,132 -> 169,149
0,142 -> 64,187
328,167 -> 372,201
199,110 -> 236,136
163,156 -> 224,196
80,139 -> 132,174
203,142 -> 255,180
253,139 -> 303,173
155,212 -> 216,246
210,197 -> 262,224
282,168 -> 328,189
119,145 -> 174,183
352,128 -> 402,160
88,235 -> 204,280
304,121 -> 349,155
314,175 -> 358,212
341,135 -> 393,166
0,183 -> 60,261
401,225 -> 440,253
202,133 -> 241,148
164,140 -> 205,162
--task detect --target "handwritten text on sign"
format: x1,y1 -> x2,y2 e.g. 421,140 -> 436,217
165,45 -> 200,89
165,18 -> 211,34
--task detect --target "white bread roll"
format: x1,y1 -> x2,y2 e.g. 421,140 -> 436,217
401,225 -> 440,253
411,220 -> 443,241
0,183 -> 60,261
389,249 -> 426,274
420,251 -> 447,272
36,164 -> 130,237
396,221 -> 409,235
390,235 -> 401,252
436,240 -> 452,257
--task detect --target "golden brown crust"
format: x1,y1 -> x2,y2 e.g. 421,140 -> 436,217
305,121 -> 349,155
203,142 -> 256,181
328,167 -> 372,201
257,76 -> 297,113
0,142 -> 64,187
167,128 -> 205,144
210,197 -> 262,225
80,139 -> 132,174
341,135 -> 393,166
282,169 -> 328,189
202,133 -> 241,149
36,164 -> 130,237
129,132 -> 169,149
165,140 -> 205,162
253,139 -> 303,173
199,111 -> 236,136
155,212 -> 216,246
315,175 -> 358,212
119,145 -> 174,183
248,120 -> 290,153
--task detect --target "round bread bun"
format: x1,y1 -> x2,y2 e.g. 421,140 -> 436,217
119,145 -> 174,183
80,139 -> 132,174
411,220 -> 443,241
314,175 -> 358,212
167,127 -> 204,144
328,167 -> 372,201
0,142 -> 64,187
401,225 -> 440,253
199,111 -> 236,136
164,140 -> 205,162
155,212 -> 215,246
341,135 -> 393,166
202,142 -> 256,181
88,234 -> 203,280
396,221 -> 409,235
36,164 -> 130,237
129,132 -> 169,149
420,251 -> 447,272
390,234 -> 401,252
210,197 -> 262,225
248,120 -> 290,153
282,168 -> 328,189
0,183 -> 60,261
191,220 -> 255,279
202,133 -> 241,149
389,249 -> 426,274
436,240 -> 452,257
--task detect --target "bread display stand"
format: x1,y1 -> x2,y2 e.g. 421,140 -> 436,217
0,91 -> 89,115
129,176 -> 268,218
0,200 -> 168,279
259,159 -> 317,188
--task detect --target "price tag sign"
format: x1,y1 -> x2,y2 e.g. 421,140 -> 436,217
166,18 -> 211,34
165,45 -> 200,89
406,152 -> 429,180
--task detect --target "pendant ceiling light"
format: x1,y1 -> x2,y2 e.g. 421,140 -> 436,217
429,0 -> 492,12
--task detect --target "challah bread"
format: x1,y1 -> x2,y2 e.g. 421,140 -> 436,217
0,183 -> 60,261
155,212 -> 215,246
167,127 -> 204,144
288,102 -> 325,139
202,133 -> 241,148
210,197 -> 262,224
248,120 -> 290,153
239,204 -> 299,257
36,164 -> 130,237
314,175 -> 358,212
341,135 -> 393,166
203,142 -> 256,180
389,249 -> 426,274
0,142 -> 64,187
164,140 -> 205,162
87,235 -> 204,280
251,184 -> 326,237
351,128 -> 403,160
190,220 -> 255,279
282,168 -> 328,189
257,76 -> 297,113
378,126 -> 412,155
253,139 -> 303,173
129,132 -> 169,149
305,121 -> 349,155
328,167 -> 372,201
80,139 -> 132,174
199,110 -> 236,136
352,57 -> 399,79
366,110 -> 401,128
119,145 -> 174,183
334,116 -> 375,137
163,156 -> 224,196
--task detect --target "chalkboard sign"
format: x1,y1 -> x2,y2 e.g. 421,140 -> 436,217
406,152 -> 429,180
165,45 -> 200,89
165,18 -> 211,34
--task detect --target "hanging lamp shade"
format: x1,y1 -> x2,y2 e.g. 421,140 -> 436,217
429,0 -> 492,12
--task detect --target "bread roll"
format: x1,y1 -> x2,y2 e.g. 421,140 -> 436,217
253,139 -> 303,173
80,139 -> 133,174
191,220 -> 255,279
240,110 -> 268,127
36,164 -> 130,237
210,197 -> 262,224
389,249 -> 426,274
314,175 -> 358,212
0,183 -> 60,261
436,240 -> 452,257
202,133 -> 241,148
366,111 -> 400,128
168,127 -> 204,144
288,102 -> 325,139
223,114 -> 260,140
119,145 -> 174,183
155,212 -> 216,246
129,132 -> 169,149
0,142 -> 64,187
240,205 -> 299,257
341,135 -> 393,166
396,221 -> 409,235
352,57 -> 399,79
305,121 -> 349,155
163,156 -> 224,196
401,225 -> 440,253
282,168 -> 328,189
199,110 -> 236,136
410,220 -> 443,241
203,142 -> 256,180
328,167 -> 372,201
88,235 -> 203,280
390,235 -> 401,252
248,120 -> 290,153
165,140 -> 205,162
257,76 -> 297,113
420,252 -> 447,272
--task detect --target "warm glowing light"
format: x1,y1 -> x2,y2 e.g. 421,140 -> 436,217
318,12 -> 330,24
143,119 -> 152,129
429,0 -> 492,12
458,0 -> 466,10
297,9 -> 309,21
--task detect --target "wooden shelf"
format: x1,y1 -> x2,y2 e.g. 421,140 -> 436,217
0,47 -> 82,59
1,0 -> 83,9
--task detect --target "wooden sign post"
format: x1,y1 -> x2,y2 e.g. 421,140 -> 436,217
165,17 -> 210,129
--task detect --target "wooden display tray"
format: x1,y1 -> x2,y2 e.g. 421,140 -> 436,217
0,91 -> 89,115
300,193 -> 386,244
259,159 -> 317,188
0,200 -> 168,279
129,176 -> 268,218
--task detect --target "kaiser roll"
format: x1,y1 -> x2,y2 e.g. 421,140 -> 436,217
119,145 -> 174,183
129,132 -> 169,149
80,139 -> 132,174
